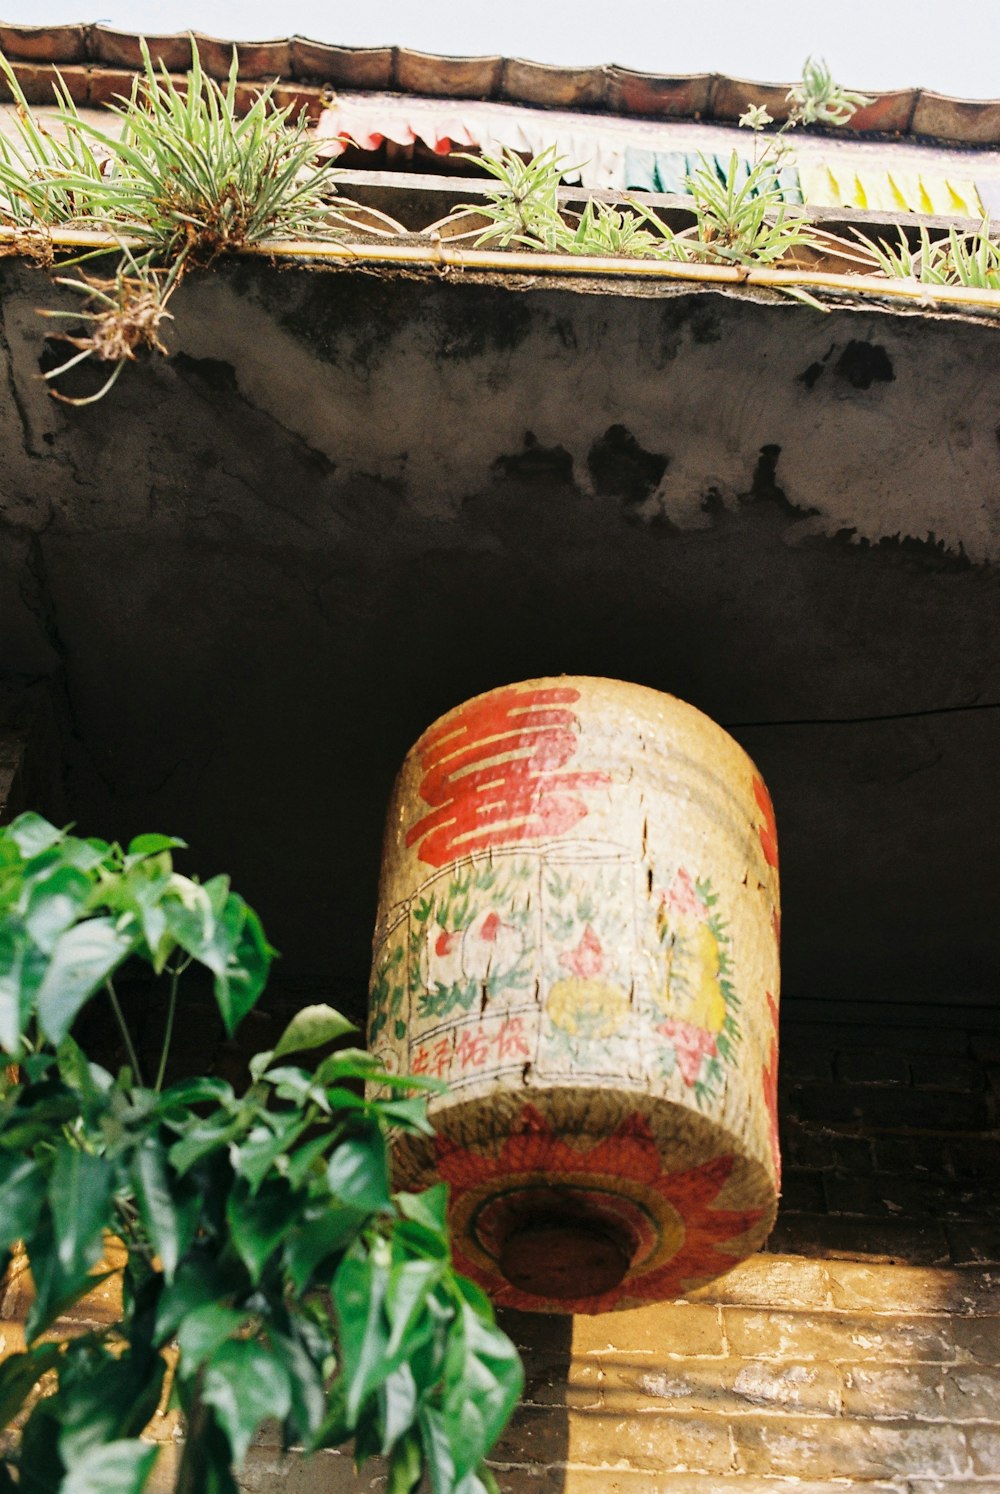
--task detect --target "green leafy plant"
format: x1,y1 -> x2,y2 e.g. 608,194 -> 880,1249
672,152 -> 815,268
457,144 -> 570,250
461,57 -> 871,291
0,812 -> 522,1493
561,195 -> 684,259
862,221 -> 1000,289
787,57 -> 872,128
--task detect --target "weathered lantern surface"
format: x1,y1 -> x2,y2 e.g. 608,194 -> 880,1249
368,677 -> 781,1313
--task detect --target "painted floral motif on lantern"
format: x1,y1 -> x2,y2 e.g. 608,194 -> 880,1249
409,858 -> 534,1023
546,924 -> 630,1039
538,858 -> 638,1076
436,1104 -> 765,1313
367,937 -> 406,1049
653,868 -> 741,1108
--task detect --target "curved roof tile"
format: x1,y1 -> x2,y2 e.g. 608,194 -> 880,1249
2,21 -> 1000,146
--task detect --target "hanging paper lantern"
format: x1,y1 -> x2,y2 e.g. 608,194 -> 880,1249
368,677 -> 781,1313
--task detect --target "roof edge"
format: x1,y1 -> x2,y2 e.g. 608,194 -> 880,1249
2,22 -> 1000,147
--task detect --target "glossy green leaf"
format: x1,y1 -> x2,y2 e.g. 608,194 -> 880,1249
36,917 -> 137,1044
124,833 -> 186,867
385,1258 -> 441,1362
168,1114 -> 244,1176
333,1241 -> 392,1425
387,1429 -> 422,1494
0,925 -> 47,1054
59,838 -> 112,874
0,1155 -> 45,1251
284,1133 -> 334,1188
226,1179 -> 295,1283
396,1183 -> 449,1234
456,1471 -> 497,1494
214,899 -> 272,1035
392,1218 -> 450,1263
60,1438 -> 158,1494
49,1147 -> 114,1276
268,1326 -> 327,1444
376,1096 -> 434,1136
419,1404 -> 457,1494
270,1004 -> 357,1062
24,866 -> 92,955
7,813 -> 63,859
131,1136 -> 193,1281
0,1079 -> 79,1148
201,1339 -> 292,1463
326,1127 -> 391,1214
154,1075 -> 234,1112
317,1052 -> 445,1093
56,1344 -> 166,1465
443,1302 -> 524,1480
56,1035 -> 112,1101
379,1361 -> 418,1451
283,1204 -> 368,1295
233,1115 -> 307,1193
113,862 -> 175,969
153,1257 -> 234,1344
176,1303 -> 246,1375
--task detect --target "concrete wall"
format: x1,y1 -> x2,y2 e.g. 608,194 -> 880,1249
0,257 -> 996,1015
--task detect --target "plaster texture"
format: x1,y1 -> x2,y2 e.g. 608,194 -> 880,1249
0,259 -> 995,1012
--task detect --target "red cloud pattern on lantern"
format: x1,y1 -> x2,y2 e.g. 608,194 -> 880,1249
406,686 -> 610,867
752,774 -> 779,871
762,990 -> 781,1184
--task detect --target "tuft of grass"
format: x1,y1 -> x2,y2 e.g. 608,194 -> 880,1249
0,37 -> 346,400
0,57 -> 109,228
75,42 -> 341,265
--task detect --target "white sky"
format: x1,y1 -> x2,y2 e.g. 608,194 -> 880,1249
4,0 -> 1000,99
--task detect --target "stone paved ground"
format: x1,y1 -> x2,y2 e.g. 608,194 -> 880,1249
27,996 -> 993,1490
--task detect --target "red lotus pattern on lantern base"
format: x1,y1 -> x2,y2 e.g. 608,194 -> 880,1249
435,1104 -> 766,1313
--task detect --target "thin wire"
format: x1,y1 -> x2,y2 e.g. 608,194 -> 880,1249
725,700 -> 999,729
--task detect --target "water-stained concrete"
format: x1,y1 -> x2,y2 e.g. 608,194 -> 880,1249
0,258 -> 996,1013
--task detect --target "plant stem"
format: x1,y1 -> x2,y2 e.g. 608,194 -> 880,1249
154,960 -> 182,1092
175,1378 -> 211,1494
105,978 -> 144,1086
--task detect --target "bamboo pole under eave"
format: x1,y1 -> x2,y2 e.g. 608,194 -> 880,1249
3,225 -> 1000,315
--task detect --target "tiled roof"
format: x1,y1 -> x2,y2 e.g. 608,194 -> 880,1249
5,20 -> 1000,147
